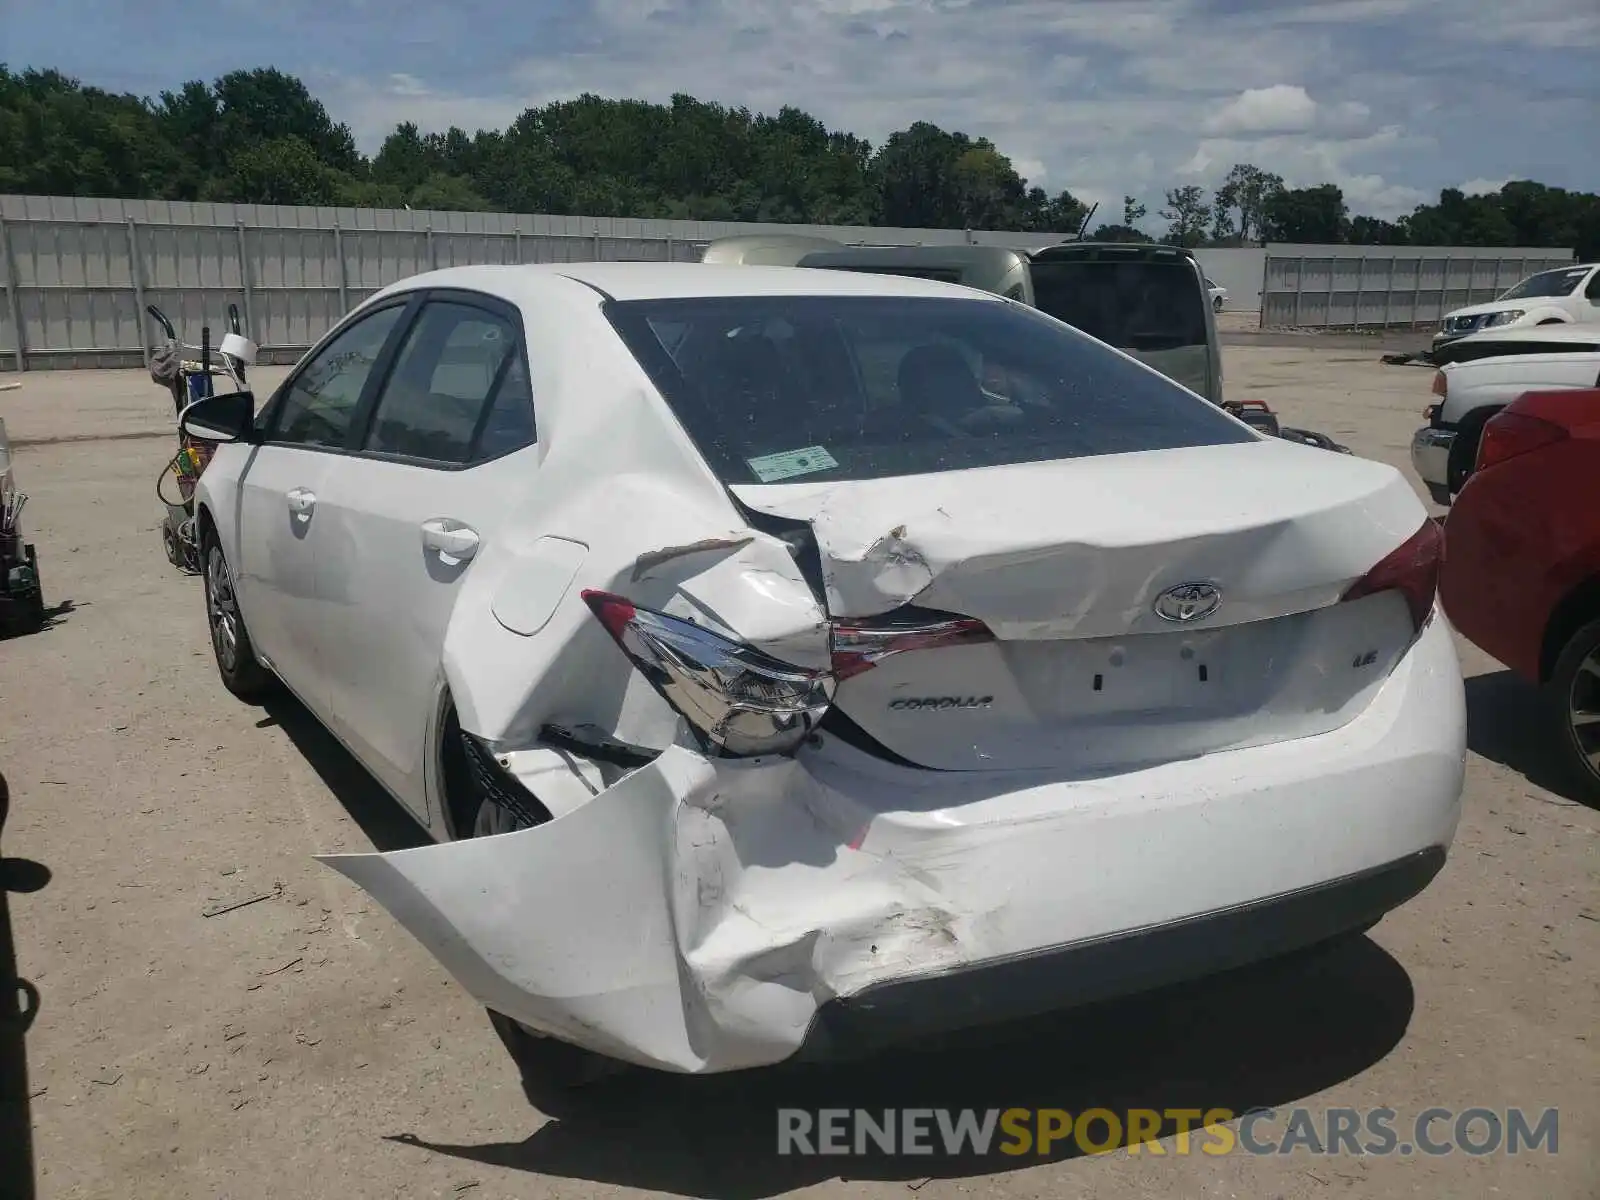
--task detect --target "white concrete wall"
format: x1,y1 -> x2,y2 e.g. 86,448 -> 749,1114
1194,248 -> 1267,313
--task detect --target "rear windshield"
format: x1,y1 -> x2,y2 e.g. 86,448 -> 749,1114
1029,260 -> 1209,351
1499,267 -> 1587,300
604,295 -> 1254,485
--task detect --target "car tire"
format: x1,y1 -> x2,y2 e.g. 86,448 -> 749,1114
200,531 -> 273,701
1548,617 -> 1600,803
1446,412 -> 1495,494
439,707 -> 628,1103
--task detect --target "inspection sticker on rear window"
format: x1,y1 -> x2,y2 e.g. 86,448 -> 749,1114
746,446 -> 839,482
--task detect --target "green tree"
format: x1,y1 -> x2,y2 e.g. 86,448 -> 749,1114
0,67 -> 182,198
4,65 -> 1596,254
154,80 -> 222,198
1212,164 -> 1284,244
1089,223 -> 1149,243
872,122 -> 978,227
407,172 -> 489,211
1159,184 -> 1209,247
371,122 -> 435,194
1347,215 -> 1406,245
212,68 -> 359,173
951,145 -> 1030,228
1042,189 -> 1089,233
1404,187 -> 1516,245
208,135 -> 343,205
1263,184 -> 1348,243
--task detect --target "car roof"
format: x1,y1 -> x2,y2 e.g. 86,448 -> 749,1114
368,262 -> 1004,306
798,245 -> 1027,270
1454,321 -> 1600,348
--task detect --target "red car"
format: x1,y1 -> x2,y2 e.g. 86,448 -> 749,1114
1440,387 -> 1600,801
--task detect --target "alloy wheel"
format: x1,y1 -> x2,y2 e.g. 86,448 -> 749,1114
205,545 -> 241,674
1567,648 -> 1600,781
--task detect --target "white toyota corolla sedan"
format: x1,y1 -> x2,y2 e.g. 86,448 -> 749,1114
181,262 -> 1466,1090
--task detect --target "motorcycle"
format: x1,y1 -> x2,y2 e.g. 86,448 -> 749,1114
146,303 -> 257,573
1223,398 -> 1352,454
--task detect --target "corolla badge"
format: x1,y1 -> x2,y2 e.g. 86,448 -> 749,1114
1153,582 -> 1222,623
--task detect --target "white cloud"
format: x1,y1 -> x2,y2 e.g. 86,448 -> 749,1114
1179,125 -> 1426,219
1458,177 -> 1511,196
1340,174 -> 1428,217
1014,158 -> 1048,185
297,0 -> 1595,230
1204,86 -> 1319,136
322,74 -> 526,142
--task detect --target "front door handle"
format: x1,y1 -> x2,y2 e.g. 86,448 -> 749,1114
286,487 -> 316,516
420,518 -> 479,561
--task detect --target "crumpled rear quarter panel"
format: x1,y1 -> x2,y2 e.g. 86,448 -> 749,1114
319,617 -> 1463,1075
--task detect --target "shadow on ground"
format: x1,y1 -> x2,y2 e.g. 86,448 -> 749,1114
388,936 -> 1415,1197
256,692 -> 431,853
251,676 -> 1422,1195
1,769 -> 50,1200
1465,669 -> 1595,808
0,597 -> 75,642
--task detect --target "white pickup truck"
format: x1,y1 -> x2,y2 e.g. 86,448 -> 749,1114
1431,261 -> 1600,355
1411,323 -> 1600,505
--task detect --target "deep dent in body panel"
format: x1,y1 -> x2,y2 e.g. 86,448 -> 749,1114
319,617 -> 1463,1073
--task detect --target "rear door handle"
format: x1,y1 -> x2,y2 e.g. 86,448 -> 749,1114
420,518 -> 479,561
286,487 -> 316,516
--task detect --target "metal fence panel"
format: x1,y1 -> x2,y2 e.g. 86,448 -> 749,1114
0,193 -> 1578,367
1261,244 -> 1576,329
343,229 -> 431,286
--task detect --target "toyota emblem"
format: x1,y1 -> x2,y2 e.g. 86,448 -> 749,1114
1153,582 -> 1222,623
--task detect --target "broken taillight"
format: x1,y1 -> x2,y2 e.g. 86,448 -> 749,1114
1475,410 -> 1567,472
581,590 -> 834,757
830,613 -> 994,680
1339,518 -> 1444,632
582,592 -> 999,757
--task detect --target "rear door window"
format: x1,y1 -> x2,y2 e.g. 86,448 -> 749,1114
1029,260 -> 1209,351
360,300 -> 533,465
605,294 -> 1254,485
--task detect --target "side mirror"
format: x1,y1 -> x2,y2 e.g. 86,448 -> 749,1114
180,390 -> 256,444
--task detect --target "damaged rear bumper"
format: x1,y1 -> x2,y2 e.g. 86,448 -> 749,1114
798,846 -> 1443,1061
318,618 -> 1464,1076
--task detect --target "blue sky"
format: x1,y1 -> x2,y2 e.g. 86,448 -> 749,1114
5,0 -> 1597,221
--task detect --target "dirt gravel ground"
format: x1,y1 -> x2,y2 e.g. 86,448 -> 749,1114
1,345 -> 1596,1200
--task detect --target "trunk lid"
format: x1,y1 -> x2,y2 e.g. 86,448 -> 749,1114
732,439 -> 1427,773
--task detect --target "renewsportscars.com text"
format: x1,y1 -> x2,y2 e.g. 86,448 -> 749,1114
776,1106 -> 1559,1158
